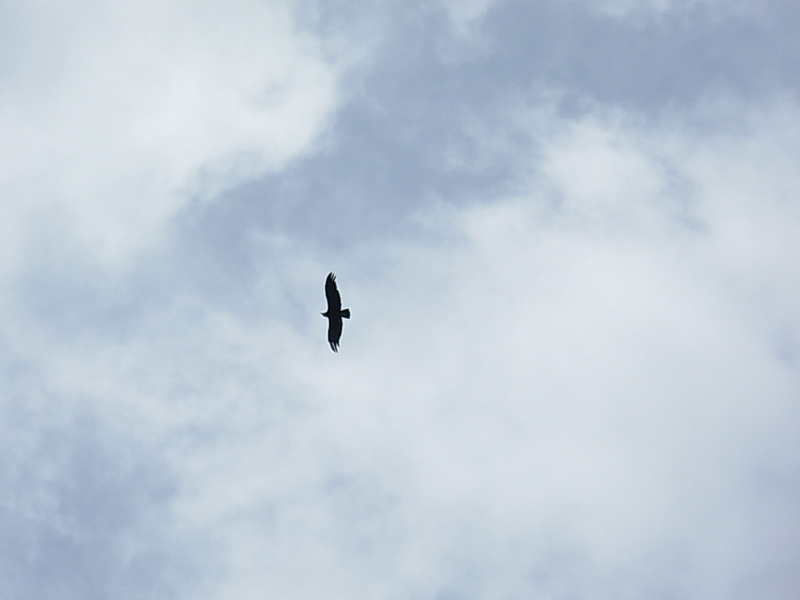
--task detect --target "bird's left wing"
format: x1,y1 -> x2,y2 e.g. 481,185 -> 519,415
325,272 -> 342,312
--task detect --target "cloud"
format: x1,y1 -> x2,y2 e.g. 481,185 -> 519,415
4,94 -> 797,598
0,0 -> 338,269
572,0 -> 733,18
306,99 -> 800,598
1,1 -> 799,598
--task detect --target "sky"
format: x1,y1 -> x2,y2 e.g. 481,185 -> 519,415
1,0 -> 799,598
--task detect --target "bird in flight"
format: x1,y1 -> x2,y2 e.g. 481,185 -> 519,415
322,272 -> 350,352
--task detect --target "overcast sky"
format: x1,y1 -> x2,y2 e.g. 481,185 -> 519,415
1,0 -> 799,598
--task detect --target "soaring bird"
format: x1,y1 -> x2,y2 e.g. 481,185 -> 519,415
322,272 -> 350,352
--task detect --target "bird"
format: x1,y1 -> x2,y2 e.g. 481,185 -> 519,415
321,272 -> 350,352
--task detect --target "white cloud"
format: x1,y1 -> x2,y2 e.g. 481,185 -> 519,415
1,0 -> 799,595
0,0 -> 338,269
5,96 -> 797,598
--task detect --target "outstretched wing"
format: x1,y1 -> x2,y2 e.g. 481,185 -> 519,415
325,272 -> 341,312
327,318 -> 342,352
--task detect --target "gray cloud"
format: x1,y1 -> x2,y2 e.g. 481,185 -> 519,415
204,0 -> 800,255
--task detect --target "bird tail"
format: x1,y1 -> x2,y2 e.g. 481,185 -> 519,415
341,309 -> 351,319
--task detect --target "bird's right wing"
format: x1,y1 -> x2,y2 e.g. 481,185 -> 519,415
327,318 -> 342,352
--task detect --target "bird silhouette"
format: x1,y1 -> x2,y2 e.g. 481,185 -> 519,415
321,272 -> 350,352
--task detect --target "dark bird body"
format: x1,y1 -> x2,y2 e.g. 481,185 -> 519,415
322,272 -> 350,352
